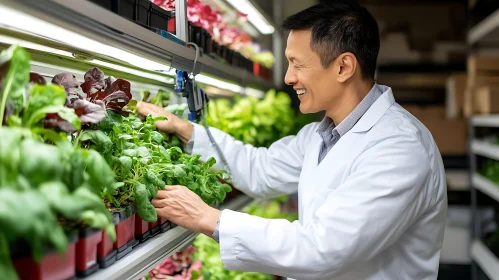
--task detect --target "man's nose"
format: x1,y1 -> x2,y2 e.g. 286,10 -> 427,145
284,65 -> 297,85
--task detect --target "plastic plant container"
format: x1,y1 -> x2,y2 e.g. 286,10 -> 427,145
210,41 -> 219,57
126,204 -> 139,248
75,227 -> 102,277
220,46 -> 229,61
135,212 -> 151,242
253,62 -> 261,77
136,0 -> 150,25
112,0 -> 135,21
97,211 -> 120,268
88,0 -> 113,10
167,16 -> 176,33
114,205 -> 136,260
12,233 -> 78,280
159,217 -> 170,233
149,220 -> 161,236
149,3 -> 173,31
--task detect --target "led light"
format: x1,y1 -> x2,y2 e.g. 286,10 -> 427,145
244,87 -> 265,98
0,5 -> 172,71
0,34 -> 74,57
225,0 -> 275,35
195,74 -> 243,93
89,59 -> 175,84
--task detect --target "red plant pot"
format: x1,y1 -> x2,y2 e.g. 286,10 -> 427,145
13,233 -> 77,280
167,17 -> 176,33
253,62 -> 261,77
135,213 -> 150,242
126,204 -> 139,249
113,205 -> 137,260
113,208 -> 128,250
97,211 -> 119,268
75,228 -> 102,277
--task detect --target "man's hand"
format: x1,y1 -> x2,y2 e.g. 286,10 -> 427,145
152,185 -> 221,237
136,102 -> 193,144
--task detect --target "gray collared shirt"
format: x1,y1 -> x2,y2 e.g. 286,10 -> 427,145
317,84 -> 382,163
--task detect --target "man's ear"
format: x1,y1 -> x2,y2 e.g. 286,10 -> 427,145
336,52 -> 357,83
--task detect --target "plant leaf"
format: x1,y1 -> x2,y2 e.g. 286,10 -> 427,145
135,183 -> 157,222
80,67 -> 105,95
73,99 -> 106,124
51,72 -> 79,95
29,72 -> 46,85
0,46 -> 30,125
79,130 -> 113,154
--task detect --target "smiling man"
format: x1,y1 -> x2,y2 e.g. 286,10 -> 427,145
137,1 -> 447,279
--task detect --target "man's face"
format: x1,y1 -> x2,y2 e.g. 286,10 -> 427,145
284,30 -> 339,114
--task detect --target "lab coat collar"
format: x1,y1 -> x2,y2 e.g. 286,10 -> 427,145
350,84 -> 395,133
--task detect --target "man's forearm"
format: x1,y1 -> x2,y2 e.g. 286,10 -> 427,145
173,117 -> 194,144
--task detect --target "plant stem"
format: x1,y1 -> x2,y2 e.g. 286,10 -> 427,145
0,72 -> 14,127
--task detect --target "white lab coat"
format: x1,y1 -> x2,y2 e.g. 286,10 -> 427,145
191,85 -> 447,280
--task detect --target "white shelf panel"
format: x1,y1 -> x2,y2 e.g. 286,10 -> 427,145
446,169 -> 469,191
471,240 -> 499,280
85,195 -> 254,280
471,115 -> 499,127
472,140 -> 499,161
472,173 -> 499,203
468,9 -> 499,46
0,0 -> 274,89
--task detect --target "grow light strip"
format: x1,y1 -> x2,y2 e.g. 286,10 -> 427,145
196,74 -> 243,93
0,34 -> 74,58
0,4 -> 171,72
225,0 -> 275,35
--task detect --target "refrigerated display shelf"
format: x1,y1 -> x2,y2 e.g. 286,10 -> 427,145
470,240 -> 499,280
83,195 -> 254,280
0,0 -> 274,90
471,140 -> 499,161
471,115 -> 499,127
468,8 -> 499,46
472,173 -> 499,203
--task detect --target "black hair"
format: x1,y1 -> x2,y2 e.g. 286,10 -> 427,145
282,1 -> 380,80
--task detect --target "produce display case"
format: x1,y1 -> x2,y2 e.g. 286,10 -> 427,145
0,1 -> 273,279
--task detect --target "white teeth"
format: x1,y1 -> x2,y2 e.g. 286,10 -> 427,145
296,89 -> 307,95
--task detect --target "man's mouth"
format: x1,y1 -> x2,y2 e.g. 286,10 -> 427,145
296,89 -> 307,96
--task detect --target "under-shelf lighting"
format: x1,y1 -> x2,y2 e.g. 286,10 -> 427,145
225,0 -> 275,35
0,5 -> 172,72
244,87 -> 265,98
195,74 -> 243,93
0,34 -> 74,58
89,59 -> 175,84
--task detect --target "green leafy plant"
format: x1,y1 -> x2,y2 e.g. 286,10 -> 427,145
207,90 -> 296,147
80,111 -> 232,222
0,45 -> 117,279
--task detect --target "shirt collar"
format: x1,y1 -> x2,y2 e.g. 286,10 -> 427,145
317,83 -> 382,137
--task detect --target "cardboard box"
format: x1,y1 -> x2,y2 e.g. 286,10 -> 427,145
468,55 -> 499,74
419,117 -> 467,155
446,73 -> 466,119
463,75 -> 499,117
421,105 -> 446,119
475,86 -> 499,114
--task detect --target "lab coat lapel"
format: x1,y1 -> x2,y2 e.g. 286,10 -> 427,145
298,86 -> 396,225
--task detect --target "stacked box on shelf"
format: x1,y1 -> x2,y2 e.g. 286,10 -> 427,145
404,105 -> 467,155
463,55 -> 499,117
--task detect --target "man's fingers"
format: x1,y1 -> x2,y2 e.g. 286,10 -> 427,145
156,190 -> 169,199
151,198 -> 162,207
164,185 -> 177,191
136,102 -> 151,116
